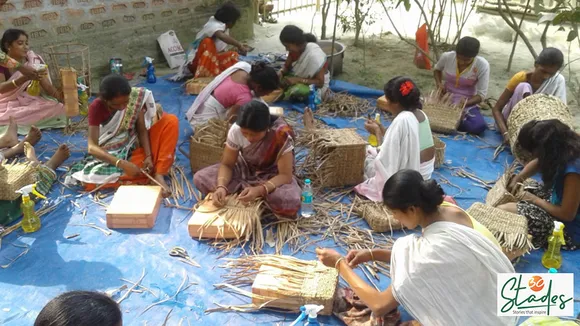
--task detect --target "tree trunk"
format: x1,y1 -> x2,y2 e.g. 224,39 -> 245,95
507,0 -> 531,71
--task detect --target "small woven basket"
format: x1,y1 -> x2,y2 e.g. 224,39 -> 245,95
185,77 -> 214,95
352,198 -> 402,233
262,89 -> 283,104
433,135 -> 446,169
299,128 -> 367,187
0,162 -> 38,201
485,167 -> 530,207
189,119 -> 228,172
422,91 -> 464,134
467,202 -> 533,259
507,94 -> 574,163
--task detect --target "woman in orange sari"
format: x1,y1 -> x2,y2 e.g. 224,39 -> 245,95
172,2 -> 252,81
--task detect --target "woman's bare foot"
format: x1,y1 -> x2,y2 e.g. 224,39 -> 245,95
46,144 -> 70,170
1,126 -> 42,159
154,174 -> 172,198
303,107 -> 315,130
23,142 -> 40,164
0,117 -> 18,149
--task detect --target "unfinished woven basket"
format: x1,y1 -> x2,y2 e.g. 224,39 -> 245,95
262,89 -> 283,104
352,198 -> 401,233
486,167 -> 530,207
422,91 -> 464,134
299,128 -> 367,187
467,202 -> 532,258
433,135 -> 446,169
216,255 -> 338,315
189,119 -> 228,172
0,162 -> 38,201
185,77 -> 214,95
507,94 -> 573,163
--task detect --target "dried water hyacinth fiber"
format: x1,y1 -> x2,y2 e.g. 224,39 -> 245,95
185,77 -> 214,95
296,128 -> 367,187
433,135 -> 446,169
189,118 -> 228,172
351,197 -> 402,233
317,92 -> 372,117
507,94 -> 573,163
422,90 -> 465,134
485,163 -> 530,207
209,255 -> 338,314
0,161 -> 38,201
192,194 -> 264,253
466,202 -> 533,258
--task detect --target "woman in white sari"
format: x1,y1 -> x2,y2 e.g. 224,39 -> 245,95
355,77 -> 434,202
492,47 -> 567,144
278,25 -> 329,101
317,170 -> 517,326
186,61 -> 279,130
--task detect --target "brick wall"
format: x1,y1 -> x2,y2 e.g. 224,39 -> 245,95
0,0 -> 254,84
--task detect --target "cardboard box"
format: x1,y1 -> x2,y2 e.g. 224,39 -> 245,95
106,185 -> 162,229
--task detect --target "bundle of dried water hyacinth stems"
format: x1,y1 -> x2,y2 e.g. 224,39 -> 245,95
317,91 -> 372,117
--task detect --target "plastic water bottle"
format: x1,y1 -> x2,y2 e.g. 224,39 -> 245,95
308,85 -> 317,110
301,179 -> 314,218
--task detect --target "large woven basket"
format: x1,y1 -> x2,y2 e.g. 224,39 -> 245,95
185,77 -> 214,95
0,162 -> 38,201
422,91 -> 464,134
507,94 -> 573,163
433,135 -> 446,169
352,198 -> 402,233
300,128 -> 367,188
467,202 -> 533,260
189,119 -> 228,172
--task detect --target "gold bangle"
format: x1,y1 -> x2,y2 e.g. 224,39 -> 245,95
335,257 -> 345,270
261,184 -> 269,196
115,159 -> 121,168
266,181 -> 276,192
11,80 -> 18,88
215,185 -> 228,194
368,249 -> 374,261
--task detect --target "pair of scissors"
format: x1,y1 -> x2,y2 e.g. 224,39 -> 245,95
169,247 -> 201,268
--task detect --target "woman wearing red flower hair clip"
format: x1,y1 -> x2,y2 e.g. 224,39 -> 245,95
355,76 -> 435,202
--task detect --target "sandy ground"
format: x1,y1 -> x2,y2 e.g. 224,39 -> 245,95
246,6 -> 580,127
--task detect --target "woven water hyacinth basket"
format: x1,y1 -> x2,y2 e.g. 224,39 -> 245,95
189,118 -> 228,172
467,202 -> 533,259
0,162 -> 38,201
352,198 -> 402,233
422,91 -> 464,134
507,94 -> 573,163
185,77 -> 214,95
486,165 -> 530,207
215,255 -> 338,314
299,128 -> 367,187
262,89 -> 283,104
433,135 -> 446,169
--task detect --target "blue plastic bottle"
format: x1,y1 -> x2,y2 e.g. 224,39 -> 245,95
146,63 -> 157,84
301,179 -> 314,218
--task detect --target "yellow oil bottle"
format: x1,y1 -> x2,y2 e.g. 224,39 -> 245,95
541,221 -> 565,269
17,184 -> 46,233
368,113 -> 381,147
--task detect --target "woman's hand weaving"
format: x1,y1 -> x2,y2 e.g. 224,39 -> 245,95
345,249 -> 372,268
238,186 -> 263,203
316,248 -> 342,268
213,187 -> 227,207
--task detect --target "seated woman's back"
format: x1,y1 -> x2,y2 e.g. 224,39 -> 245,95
413,109 -> 435,163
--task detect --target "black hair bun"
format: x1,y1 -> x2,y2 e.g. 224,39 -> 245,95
419,179 -> 444,207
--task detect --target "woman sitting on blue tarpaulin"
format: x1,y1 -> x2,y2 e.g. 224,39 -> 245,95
497,119 -> 580,251
278,25 -> 329,102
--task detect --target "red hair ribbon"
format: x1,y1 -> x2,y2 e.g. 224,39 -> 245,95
399,81 -> 414,96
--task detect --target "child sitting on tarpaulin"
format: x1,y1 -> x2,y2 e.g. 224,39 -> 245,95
0,141 -> 69,226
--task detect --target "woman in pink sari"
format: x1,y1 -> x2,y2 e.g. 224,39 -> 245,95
0,29 -> 65,134
193,100 -> 301,218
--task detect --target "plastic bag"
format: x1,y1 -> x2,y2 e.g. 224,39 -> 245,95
27,80 -> 41,96
157,30 -> 186,69
520,317 -> 578,326
414,23 -> 432,70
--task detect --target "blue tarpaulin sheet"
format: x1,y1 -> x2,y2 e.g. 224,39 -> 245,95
0,77 -> 578,325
